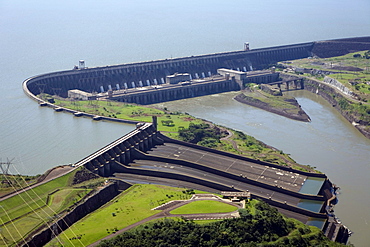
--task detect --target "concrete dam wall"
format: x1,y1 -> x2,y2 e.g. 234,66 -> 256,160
23,42 -> 314,100
23,37 -> 370,105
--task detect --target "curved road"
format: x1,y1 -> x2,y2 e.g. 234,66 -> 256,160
88,195 -> 242,246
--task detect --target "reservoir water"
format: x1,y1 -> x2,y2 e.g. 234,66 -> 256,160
1,0 -> 369,245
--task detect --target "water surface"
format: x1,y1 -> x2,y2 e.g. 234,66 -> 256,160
1,0 -> 369,245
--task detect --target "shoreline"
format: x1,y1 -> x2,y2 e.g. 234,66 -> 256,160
233,92 -> 311,122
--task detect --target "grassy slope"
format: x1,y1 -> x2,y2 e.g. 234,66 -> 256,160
283,50 -> 370,102
50,97 -> 311,171
241,89 -> 300,114
46,184 -> 208,247
0,168 -> 98,247
0,174 -> 41,197
92,193 -> 342,247
52,99 -> 204,134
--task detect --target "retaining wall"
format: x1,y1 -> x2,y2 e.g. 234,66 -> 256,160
22,182 -> 124,247
132,148 -> 325,201
303,78 -> 370,139
113,161 -> 327,219
159,133 -> 327,178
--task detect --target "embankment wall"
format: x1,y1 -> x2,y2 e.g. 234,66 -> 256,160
158,134 -> 326,178
22,182 -> 129,247
303,78 -> 370,139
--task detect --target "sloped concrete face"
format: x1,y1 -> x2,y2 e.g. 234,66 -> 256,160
77,123 -> 161,177
23,41 -> 315,100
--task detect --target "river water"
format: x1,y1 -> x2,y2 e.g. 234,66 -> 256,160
154,90 -> 370,245
1,0 -> 369,245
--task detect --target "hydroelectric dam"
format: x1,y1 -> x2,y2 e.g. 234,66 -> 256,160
21,37 -> 370,245
23,36 -> 370,106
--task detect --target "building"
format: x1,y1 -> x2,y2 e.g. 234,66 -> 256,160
166,73 -> 191,84
68,89 -> 96,100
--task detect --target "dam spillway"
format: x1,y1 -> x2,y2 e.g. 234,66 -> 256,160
69,121 -> 349,243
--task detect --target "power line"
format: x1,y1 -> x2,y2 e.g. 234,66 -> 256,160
0,210 -> 16,246
11,160 -> 84,246
0,158 -> 14,175
0,169 -> 64,246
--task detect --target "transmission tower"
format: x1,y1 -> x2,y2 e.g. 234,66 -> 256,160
0,158 -> 14,175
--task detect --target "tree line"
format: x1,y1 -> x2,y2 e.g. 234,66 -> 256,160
98,200 -> 344,247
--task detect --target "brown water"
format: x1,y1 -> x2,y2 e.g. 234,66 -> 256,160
153,90 -> 370,246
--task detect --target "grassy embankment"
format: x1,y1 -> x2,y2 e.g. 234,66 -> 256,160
0,167 -> 104,247
236,85 -> 308,120
45,184 -> 211,247
280,50 -> 370,129
47,97 -> 309,171
0,174 -> 41,197
46,184 -> 341,247
283,50 -> 370,100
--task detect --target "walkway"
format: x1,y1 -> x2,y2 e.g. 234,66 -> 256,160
88,194 -> 242,246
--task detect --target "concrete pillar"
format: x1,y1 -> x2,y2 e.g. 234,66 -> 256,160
104,161 -> 111,176
125,150 -> 131,164
97,165 -> 104,177
144,138 -> 149,150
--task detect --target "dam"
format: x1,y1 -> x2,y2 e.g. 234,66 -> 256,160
23,37 -> 370,106
66,121 -> 349,244
20,37 -> 370,245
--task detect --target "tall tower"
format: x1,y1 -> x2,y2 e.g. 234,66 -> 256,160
79,60 -> 85,69
244,42 -> 250,51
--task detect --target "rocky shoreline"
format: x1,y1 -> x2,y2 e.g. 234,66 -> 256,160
234,92 -> 311,122
303,78 -> 370,139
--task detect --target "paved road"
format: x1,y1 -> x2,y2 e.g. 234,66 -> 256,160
88,195 -> 242,246
0,165 -> 75,201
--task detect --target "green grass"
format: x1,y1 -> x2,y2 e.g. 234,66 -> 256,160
242,90 -> 299,111
0,174 -> 41,197
169,200 -> 237,214
51,98 -> 204,134
46,185 -> 219,247
45,93 -> 312,170
281,50 -> 370,102
0,168 -> 95,247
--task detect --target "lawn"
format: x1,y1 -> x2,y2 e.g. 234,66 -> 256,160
169,200 -> 237,214
51,98 -> 204,134
45,185 -> 217,247
0,168 -> 94,247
